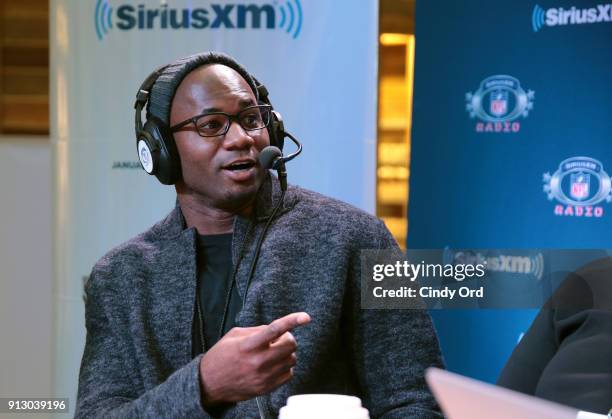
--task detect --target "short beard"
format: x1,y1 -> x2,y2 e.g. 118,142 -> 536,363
175,170 -> 264,215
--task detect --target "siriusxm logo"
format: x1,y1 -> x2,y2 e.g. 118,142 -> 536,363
447,250 -> 545,280
532,3 -> 612,32
485,254 -> 544,280
94,0 -> 303,40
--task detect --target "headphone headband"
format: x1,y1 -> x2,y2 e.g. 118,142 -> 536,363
134,64 -> 169,138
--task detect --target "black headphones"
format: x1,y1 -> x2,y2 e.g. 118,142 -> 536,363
133,61 -> 286,185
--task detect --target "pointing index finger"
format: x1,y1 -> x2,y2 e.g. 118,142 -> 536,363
244,312 -> 310,350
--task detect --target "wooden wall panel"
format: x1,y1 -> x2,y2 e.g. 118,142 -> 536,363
0,0 -> 49,135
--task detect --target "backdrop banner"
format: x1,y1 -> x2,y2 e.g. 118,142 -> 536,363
409,0 -> 612,382
50,0 -> 378,409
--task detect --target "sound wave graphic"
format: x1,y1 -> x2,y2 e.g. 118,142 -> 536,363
95,0 -> 113,40
532,4 -> 546,32
530,253 -> 544,280
276,0 -> 302,39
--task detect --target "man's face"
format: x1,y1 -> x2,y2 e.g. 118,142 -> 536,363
170,64 -> 270,210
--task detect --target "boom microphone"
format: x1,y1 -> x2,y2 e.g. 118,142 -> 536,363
258,131 -> 303,191
259,146 -> 283,170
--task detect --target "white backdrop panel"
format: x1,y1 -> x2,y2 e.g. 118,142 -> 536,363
51,0 -> 378,410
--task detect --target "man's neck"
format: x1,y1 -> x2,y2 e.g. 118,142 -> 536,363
177,192 -> 254,235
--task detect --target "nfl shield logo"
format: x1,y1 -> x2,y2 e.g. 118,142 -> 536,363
490,90 -> 508,117
140,148 -> 150,166
570,172 -> 590,200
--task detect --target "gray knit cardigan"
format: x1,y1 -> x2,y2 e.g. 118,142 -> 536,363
75,174 -> 444,418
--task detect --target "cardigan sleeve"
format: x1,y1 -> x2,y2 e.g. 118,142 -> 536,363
74,269 -> 213,419
347,219 -> 445,419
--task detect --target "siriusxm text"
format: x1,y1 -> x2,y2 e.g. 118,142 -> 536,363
545,4 -> 612,27
116,4 -> 275,30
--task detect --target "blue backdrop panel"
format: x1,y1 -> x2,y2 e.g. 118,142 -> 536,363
409,0 -> 612,383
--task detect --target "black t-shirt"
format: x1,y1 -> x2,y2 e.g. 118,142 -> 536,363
192,233 -> 242,356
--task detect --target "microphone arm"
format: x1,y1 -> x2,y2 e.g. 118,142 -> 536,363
275,159 -> 288,192
277,131 -> 302,166
259,131 -> 302,192
273,131 -> 301,192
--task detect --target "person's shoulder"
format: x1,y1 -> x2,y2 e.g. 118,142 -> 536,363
575,255 -> 612,277
287,185 -> 392,244
290,184 -> 378,220
93,230 -> 155,275
547,255 -> 612,312
88,209 -> 179,289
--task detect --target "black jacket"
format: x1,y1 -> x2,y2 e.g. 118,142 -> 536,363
498,257 -> 612,414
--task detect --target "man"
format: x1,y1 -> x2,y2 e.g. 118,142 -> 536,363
75,52 -> 444,418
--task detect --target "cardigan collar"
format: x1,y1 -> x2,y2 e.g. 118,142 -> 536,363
152,172 -> 297,240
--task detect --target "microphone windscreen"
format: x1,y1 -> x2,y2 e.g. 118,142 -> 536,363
259,146 -> 283,169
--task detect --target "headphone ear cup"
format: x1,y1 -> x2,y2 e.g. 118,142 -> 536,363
136,132 -> 159,175
269,110 -> 285,151
142,117 -> 182,185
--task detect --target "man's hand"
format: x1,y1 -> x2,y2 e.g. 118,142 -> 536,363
198,312 -> 311,407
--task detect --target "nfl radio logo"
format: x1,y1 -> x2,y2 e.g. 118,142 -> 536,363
490,90 -> 508,117
543,157 -> 612,218
465,75 -> 534,134
570,172 -> 590,201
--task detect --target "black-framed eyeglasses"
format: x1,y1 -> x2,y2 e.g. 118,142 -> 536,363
170,104 -> 272,138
